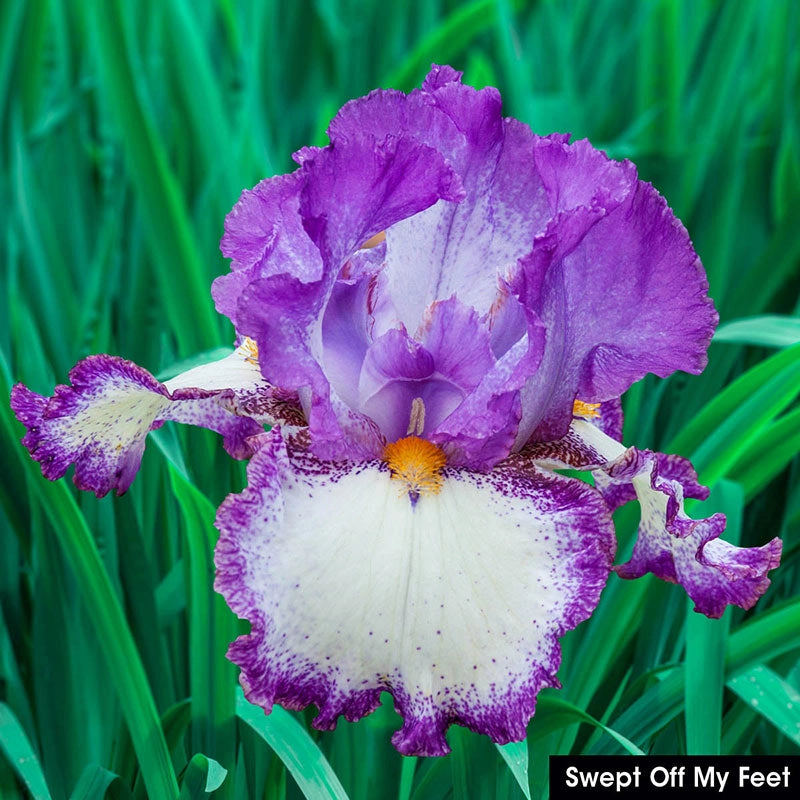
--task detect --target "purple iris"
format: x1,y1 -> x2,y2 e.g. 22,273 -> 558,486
11,65 -> 781,756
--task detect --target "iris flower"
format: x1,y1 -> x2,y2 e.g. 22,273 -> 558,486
11,66 -> 781,756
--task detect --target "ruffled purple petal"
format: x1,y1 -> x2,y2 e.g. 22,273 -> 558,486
214,172 -> 323,327
430,315 -> 544,471
329,70 -> 543,332
236,274 -> 385,461
298,132 -> 464,277
214,429 -> 614,756
229,127 -> 464,460
10,348 -> 279,497
597,447 -> 782,617
514,175 -> 717,444
524,419 -> 781,617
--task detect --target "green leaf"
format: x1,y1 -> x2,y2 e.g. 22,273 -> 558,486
592,597 -> 800,753
397,757 -> 416,800
69,764 -> 134,800
0,387 -> 179,799
383,0 -> 521,90
667,343 -> 800,480
772,127 -> 800,223
529,695 -> 644,755
179,754 -> 228,799
0,702 -> 52,800
731,406 -> 800,499
728,665 -> 800,747
167,466 -> 236,797
495,741 -> 531,800
87,1 -> 220,353
235,688 -> 350,800
713,315 -> 800,348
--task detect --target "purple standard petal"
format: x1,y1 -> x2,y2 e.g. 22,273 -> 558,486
214,171 -> 323,327
514,174 -> 718,444
232,130 -> 464,461
214,429 -> 615,756
328,68 -> 547,331
9,346 -> 283,497
298,132 -> 465,278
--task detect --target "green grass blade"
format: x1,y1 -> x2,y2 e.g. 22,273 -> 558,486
162,699 -> 193,754
87,1 -> 220,353
529,695 -> 644,755
724,211 -> 800,321
592,597 -> 800,753
235,688 -> 350,800
397,756 -> 417,800
384,0 -> 520,90
167,465 -> 237,798
179,754 -> 228,799
728,665 -> 800,747
676,0 -> 759,218
714,315 -> 800,348
69,764 -> 134,800
495,741 -> 531,800
0,702 -> 52,800
667,343 -> 800,463
690,361 -> 800,485
731,406 -> 800,500
1,390 -> 179,799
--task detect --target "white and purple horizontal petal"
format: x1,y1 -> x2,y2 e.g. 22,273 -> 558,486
599,447 -> 782,618
10,346 -> 293,497
524,419 -> 781,617
214,429 -> 615,756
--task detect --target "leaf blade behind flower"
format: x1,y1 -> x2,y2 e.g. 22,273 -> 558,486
495,741 -> 531,800
0,702 -> 53,800
235,688 -> 350,800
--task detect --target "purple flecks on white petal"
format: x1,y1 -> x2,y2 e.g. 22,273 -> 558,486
10,346 -> 286,497
214,429 -> 615,756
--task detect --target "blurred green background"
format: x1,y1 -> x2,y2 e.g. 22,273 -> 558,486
2,0 -> 799,798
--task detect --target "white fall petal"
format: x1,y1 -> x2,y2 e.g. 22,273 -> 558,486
214,430 -> 615,755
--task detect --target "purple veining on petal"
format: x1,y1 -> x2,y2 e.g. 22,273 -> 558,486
214,428 -> 614,756
10,353 -> 271,497
517,424 -> 609,471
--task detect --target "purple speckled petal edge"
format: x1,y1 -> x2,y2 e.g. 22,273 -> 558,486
214,428 -> 615,755
598,447 -> 782,618
9,350 -> 279,497
521,419 -> 781,616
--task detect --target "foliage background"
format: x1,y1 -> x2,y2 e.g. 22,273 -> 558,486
2,0 -> 799,798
